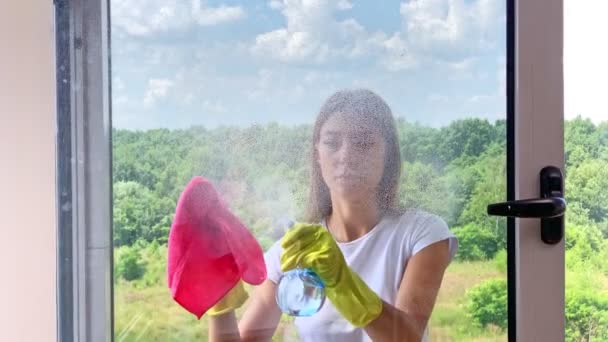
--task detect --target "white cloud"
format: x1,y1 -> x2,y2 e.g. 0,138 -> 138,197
201,100 -> 227,114
337,0 -> 353,10
379,0 -> 504,70
379,32 -> 418,71
400,0 -> 504,59
143,78 -> 174,107
246,68 -> 337,104
251,0 -> 374,63
192,0 -> 246,26
253,0 -> 503,71
446,57 -> 477,72
112,0 -> 246,36
268,0 -> 284,10
253,29 -> 328,63
111,0 -> 509,129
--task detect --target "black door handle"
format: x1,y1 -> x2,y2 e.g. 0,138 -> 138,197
487,197 -> 566,218
487,166 -> 565,244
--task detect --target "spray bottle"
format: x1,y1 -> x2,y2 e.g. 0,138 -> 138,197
274,218 -> 326,316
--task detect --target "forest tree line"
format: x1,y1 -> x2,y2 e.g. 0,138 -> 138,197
112,117 -> 608,341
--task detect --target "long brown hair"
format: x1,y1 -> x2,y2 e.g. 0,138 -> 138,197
306,89 -> 402,222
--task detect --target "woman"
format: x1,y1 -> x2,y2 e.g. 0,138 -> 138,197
207,89 -> 458,341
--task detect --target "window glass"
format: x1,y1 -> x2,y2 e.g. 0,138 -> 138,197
111,1 -> 509,340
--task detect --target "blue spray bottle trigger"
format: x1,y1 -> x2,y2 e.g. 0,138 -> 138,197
274,219 -> 326,316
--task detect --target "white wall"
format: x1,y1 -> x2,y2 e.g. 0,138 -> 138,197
0,1 -> 57,341
564,0 -> 608,123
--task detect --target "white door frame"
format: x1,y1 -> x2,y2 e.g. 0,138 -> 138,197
514,0 -> 565,340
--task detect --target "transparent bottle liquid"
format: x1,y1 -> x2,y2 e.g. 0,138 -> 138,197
274,218 -> 326,316
276,267 -> 326,316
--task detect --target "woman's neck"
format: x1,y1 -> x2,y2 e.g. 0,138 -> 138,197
326,197 -> 383,243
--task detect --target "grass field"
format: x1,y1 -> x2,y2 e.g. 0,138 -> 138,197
114,260 -> 509,341
428,261 -> 507,341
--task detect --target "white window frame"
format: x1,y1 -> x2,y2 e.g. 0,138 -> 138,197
54,0 -> 566,340
514,0 -> 565,340
55,0 -> 112,341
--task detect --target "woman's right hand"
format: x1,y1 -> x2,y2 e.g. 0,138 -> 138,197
209,279 -> 282,342
207,280 -> 249,316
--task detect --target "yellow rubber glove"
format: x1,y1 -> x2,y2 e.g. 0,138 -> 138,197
207,280 -> 248,316
280,223 -> 383,327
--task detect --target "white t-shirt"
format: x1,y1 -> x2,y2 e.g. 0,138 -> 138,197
264,209 -> 459,342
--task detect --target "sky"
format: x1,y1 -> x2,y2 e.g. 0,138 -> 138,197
110,0 -> 604,130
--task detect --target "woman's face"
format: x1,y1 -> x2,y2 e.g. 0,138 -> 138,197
316,112 -> 386,202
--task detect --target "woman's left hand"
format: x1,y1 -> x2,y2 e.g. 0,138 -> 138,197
279,223 -> 383,327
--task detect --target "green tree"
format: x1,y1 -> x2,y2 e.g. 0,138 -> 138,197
114,245 -> 146,281
396,119 -> 441,165
436,118 -> 498,164
466,278 -> 508,331
598,122 -> 608,161
565,117 -> 600,168
457,144 -> 507,252
399,161 -> 457,224
113,181 -> 175,246
453,223 -> 500,261
566,159 -> 608,223
138,240 -> 168,287
565,290 -> 608,342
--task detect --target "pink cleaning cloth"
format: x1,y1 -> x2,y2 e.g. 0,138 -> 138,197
167,176 -> 267,318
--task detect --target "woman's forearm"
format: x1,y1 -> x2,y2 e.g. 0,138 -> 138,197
208,311 -> 241,342
364,301 -> 427,342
